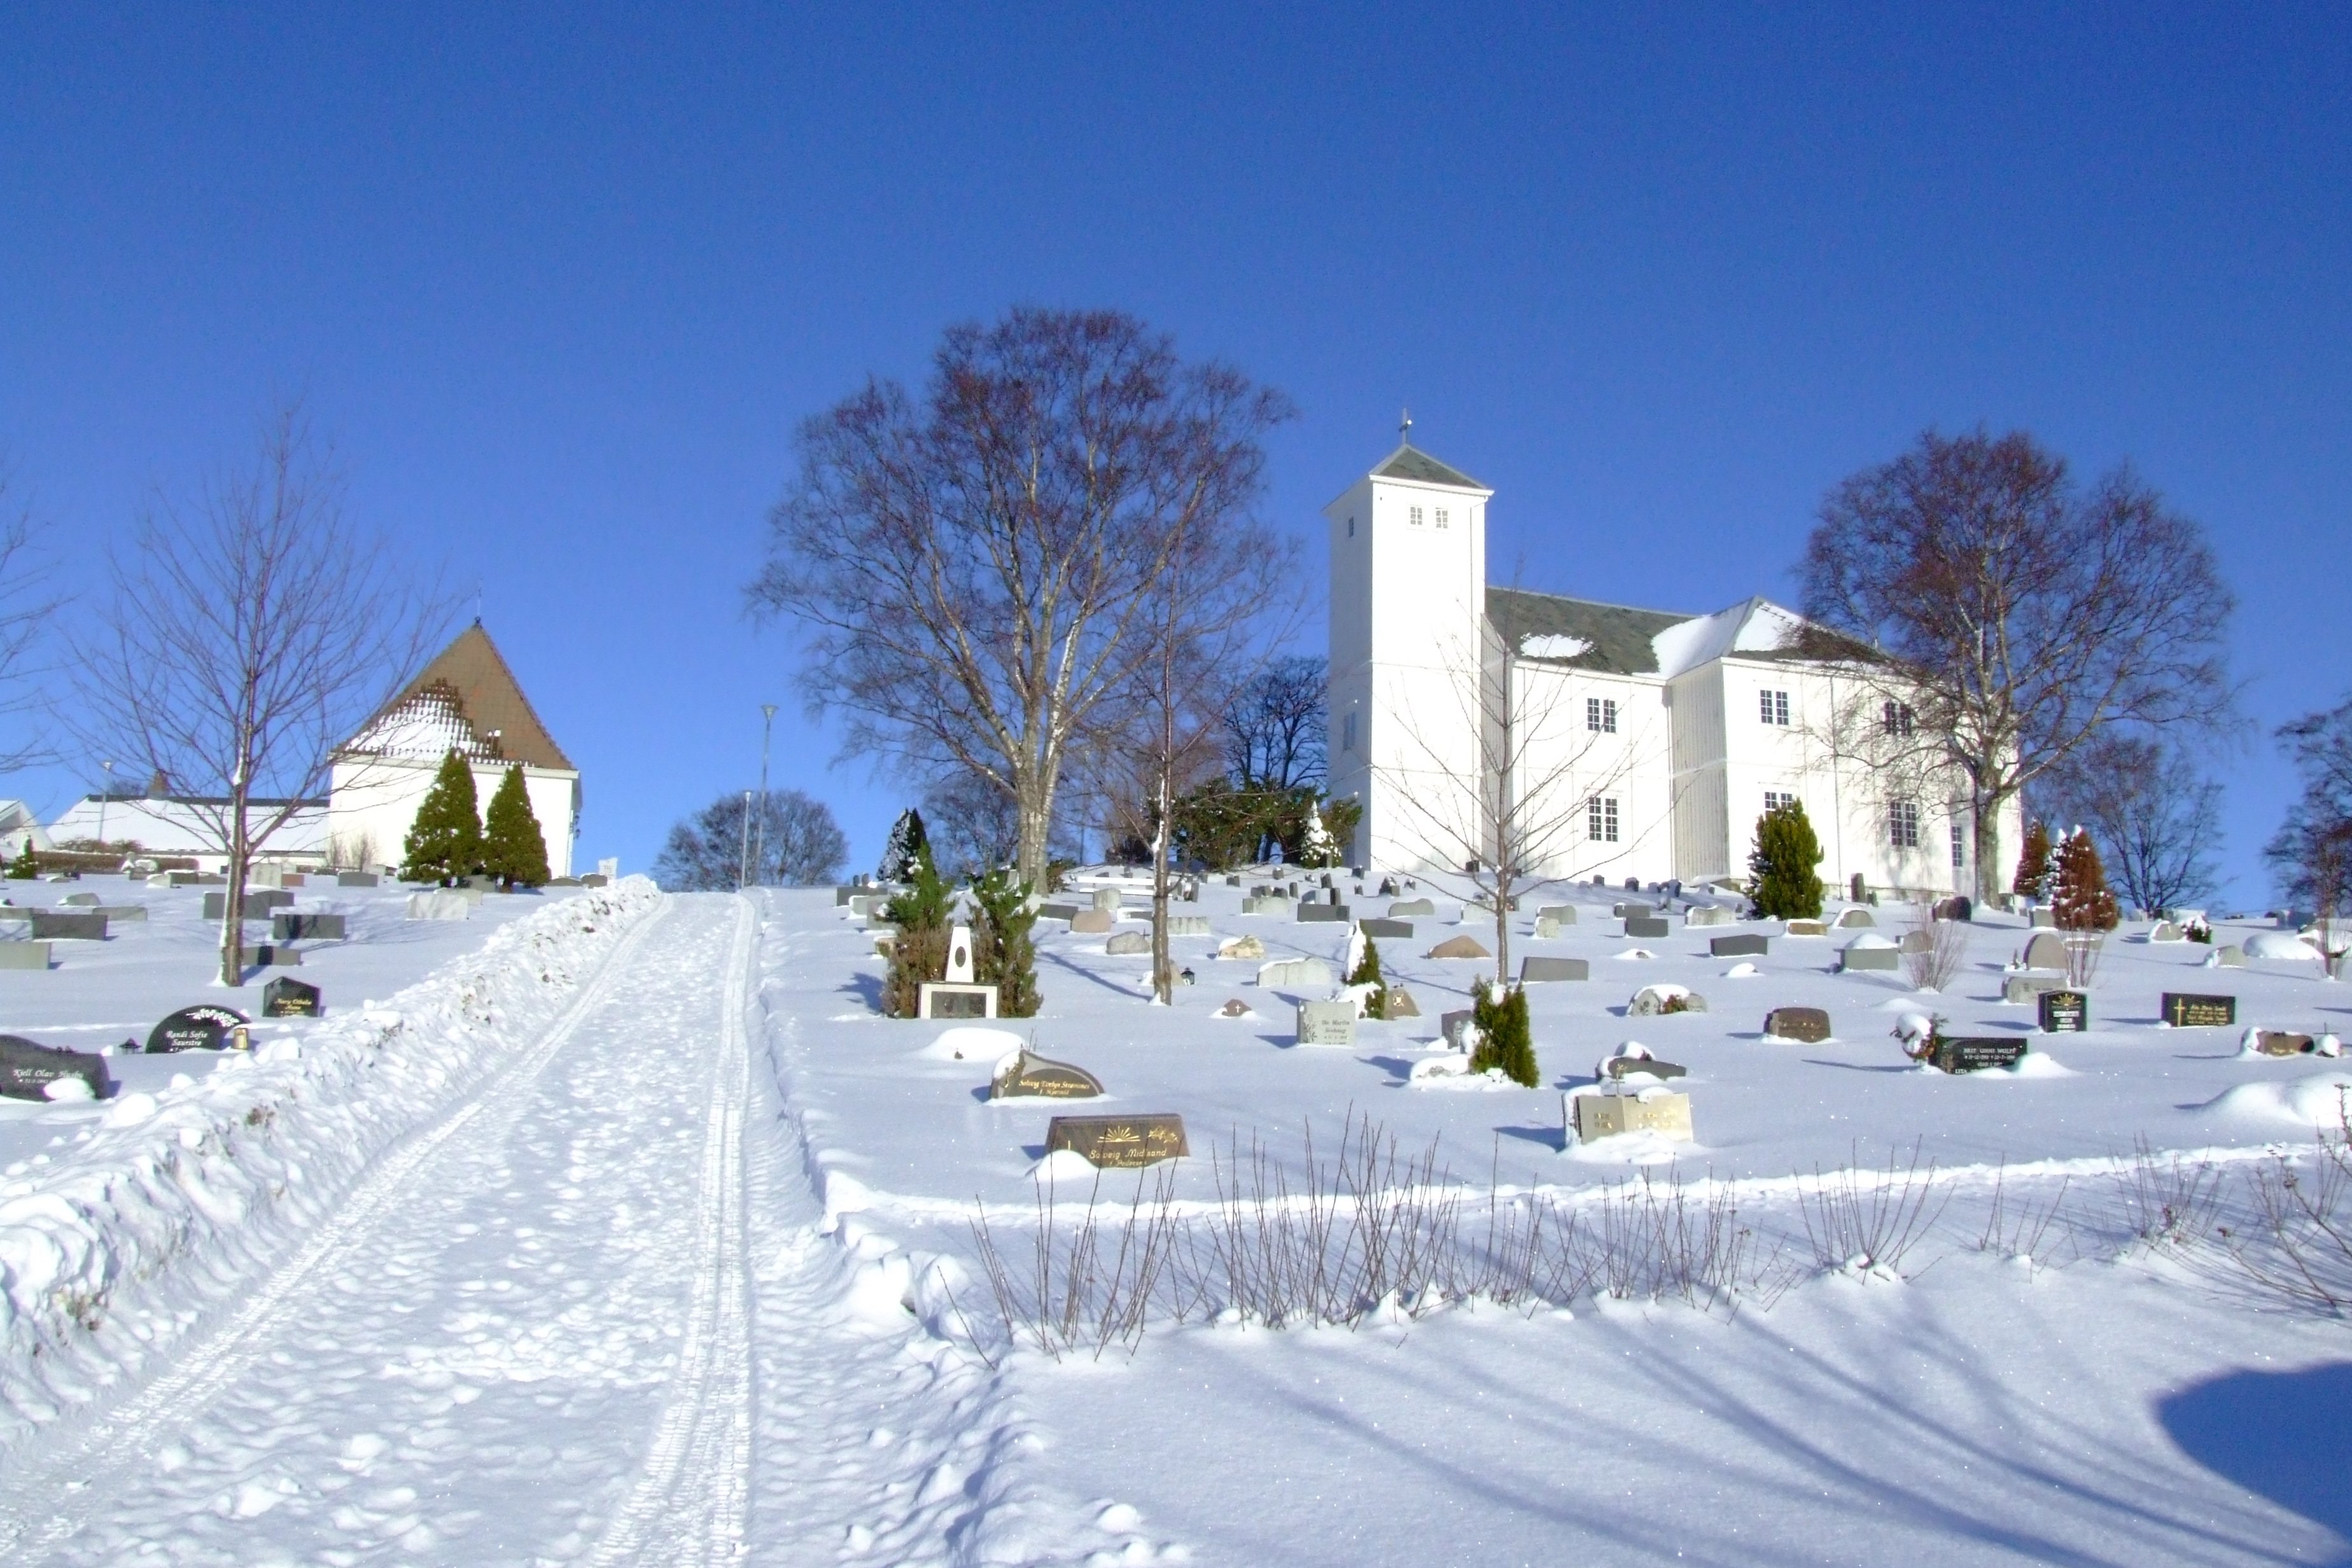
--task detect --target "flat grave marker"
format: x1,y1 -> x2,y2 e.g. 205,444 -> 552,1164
1624,915 -> 1670,939
1571,1091 -> 1695,1144
2162,992 -> 2237,1028
1045,1114 -> 1189,1168
1711,933 -> 1769,958
1932,1037 -> 2028,1074
29,911 -> 106,941
1520,956 -> 1588,983
1357,917 -> 1412,939
918,983 -> 999,1020
1763,1006 -> 1831,1042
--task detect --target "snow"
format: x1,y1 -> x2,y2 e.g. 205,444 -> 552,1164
2,874 -> 2349,1562
2245,930 -> 2323,962
1517,633 -> 1592,660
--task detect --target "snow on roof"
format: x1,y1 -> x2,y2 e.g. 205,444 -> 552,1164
1649,597 -> 1810,678
1518,633 -> 1593,661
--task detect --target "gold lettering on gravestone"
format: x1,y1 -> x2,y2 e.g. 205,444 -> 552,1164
991,1051 -> 1105,1100
2162,993 -> 2237,1028
1044,1114 -> 1189,1168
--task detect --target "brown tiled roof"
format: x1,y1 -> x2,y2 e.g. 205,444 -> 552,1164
365,623 -> 575,771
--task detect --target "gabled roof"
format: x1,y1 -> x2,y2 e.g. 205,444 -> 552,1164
1490,587 -> 1868,679
1370,442 -> 1488,491
347,623 -> 575,771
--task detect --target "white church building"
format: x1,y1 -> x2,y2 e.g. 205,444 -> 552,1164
1326,440 -> 2003,898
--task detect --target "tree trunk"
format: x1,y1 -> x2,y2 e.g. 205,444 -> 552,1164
1016,778 -> 1053,892
1971,781 -> 2010,906
1151,771 -> 1173,1004
1492,876 -> 1511,990
220,804 -> 249,988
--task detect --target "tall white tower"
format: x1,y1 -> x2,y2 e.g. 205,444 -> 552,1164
1324,436 -> 1492,874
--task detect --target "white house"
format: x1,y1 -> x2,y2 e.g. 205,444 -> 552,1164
45,792 -> 326,863
1326,440 -> 2006,898
330,622 -> 580,878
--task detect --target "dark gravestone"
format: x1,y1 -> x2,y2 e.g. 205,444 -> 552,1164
1603,1056 -> 1687,1082
991,1050 -> 1105,1099
1933,1037 -> 2028,1074
1037,902 -> 1081,922
273,913 -> 347,942
1045,1113 -> 1189,1168
834,885 -> 858,906
262,976 -> 322,1018
237,944 -> 302,967
29,911 -> 106,941
1357,918 -> 1413,939
147,1005 -> 251,1054
0,1035 -> 111,1101
1440,1009 -> 1475,1049
1711,933 -> 1769,958
2253,1031 -> 2316,1057
2162,992 -> 2237,1028
1764,1007 -> 1831,1042
1935,895 -> 1973,922
1625,916 -> 1670,939
925,987 -> 991,1019
337,871 -> 381,888
1297,904 -> 1350,923
204,890 -> 291,921
1520,956 -> 1588,983
2037,990 -> 2089,1033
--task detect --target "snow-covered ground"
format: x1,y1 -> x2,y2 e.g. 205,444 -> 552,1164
0,872 -> 2345,1564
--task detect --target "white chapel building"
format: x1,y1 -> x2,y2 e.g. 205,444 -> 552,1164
1326,442 -> 2002,898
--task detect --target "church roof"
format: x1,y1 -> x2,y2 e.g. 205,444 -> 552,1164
346,623 -> 575,771
1490,588 -> 1866,678
1371,443 -> 1487,491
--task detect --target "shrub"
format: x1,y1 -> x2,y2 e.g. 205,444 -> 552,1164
400,748 -> 482,885
481,764 -> 550,888
881,853 -> 953,1017
971,866 -> 1041,1018
878,807 -> 930,883
1469,979 -> 1538,1087
1747,799 -> 1824,920
1346,932 -> 1387,1020
2012,819 -> 2053,902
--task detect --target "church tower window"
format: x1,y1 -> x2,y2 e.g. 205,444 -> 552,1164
1409,506 -> 1424,526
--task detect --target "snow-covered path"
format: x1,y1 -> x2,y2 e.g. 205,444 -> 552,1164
1,893 -> 773,1565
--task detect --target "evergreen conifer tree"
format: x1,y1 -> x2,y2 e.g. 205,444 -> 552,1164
2012,820 -> 2054,902
1747,799 -> 1824,919
878,808 -> 931,883
7,839 -> 35,879
971,867 -> 1041,1018
1300,802 -> 1338,869
1345,931 -> 1387,1020
2050,828 -> 2120,932
880,850 -> 951,1017
481,764 -> 551,888
1467,979 -> 1537,1086
400,749 -> 483,885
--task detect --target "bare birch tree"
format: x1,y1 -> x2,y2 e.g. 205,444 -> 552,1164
1802,428 -> 2235,903
0,466 -> 62,771
750,308 -> 1291,889
72,407 -> 448,986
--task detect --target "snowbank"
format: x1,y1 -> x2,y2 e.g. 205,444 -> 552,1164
0,877 -> 662,1443
2199,1071 -> 2352,1129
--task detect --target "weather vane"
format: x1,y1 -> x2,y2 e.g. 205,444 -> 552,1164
1400,407 -> 1412,441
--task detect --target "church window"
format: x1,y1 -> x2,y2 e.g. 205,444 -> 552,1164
1950,817 -> 1966,869
1889,800 -> 1920,849
1347,517 -> 1355,538
1342,711 -> 1357,752
1436,508 -> 1450,529
1882,700 -> 1915,736
1587,697 -> 1617,733
1410,506 -> 1424,526
1759,689 -> 1790,726
1764,790 -> 1796,814
1588,795 -> 1620,843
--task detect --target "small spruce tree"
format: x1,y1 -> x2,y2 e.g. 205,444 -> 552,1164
401,749 -> 483,885
880,851 -> 952,1017
480,765 -> 551,889
1300,801 -> 1339,869
1345,931 -> 1388,1021
878,808 -> 930,884
970,866 -> 1042,1018
2049,827 -> 2120,932
7,839 -> 35,879
2012,819 -> 2054,903
1747,799 -> 1824,920
1467,978 -> 1539,1087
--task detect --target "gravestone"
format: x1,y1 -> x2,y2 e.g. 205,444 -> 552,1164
1037,902 -> 1080,921
2209,944 -> 2246,968
1385,986 -> 1420,1018
1898,930 -> 1933,954
1534,916 -> 1563,939
1931,1037 -> 2028,1074
1764,1006 -> 1831,1043
1378,876 -> 1398,897
1684,906 -> 1732,927
1044,1114 -> 1189,1168
1242,896 -> 1292,917
1297,904 -> 1350,923
1165,915 -> 1211,937
2020,930 -> 2068,971
29,912 -> 106,941
60,892 -> 99,907
1603,1055 -> 1687,1082
1216,934 -> 1265,960
2148,921 -> 2184,942
262,976 -> 323,1018
1105,931 -> 1151,955
337,871 -> 381,888
2037,990 -> 2088,1033
1387,899 -> 1436,918
1840,942 -> 1901,972
1520,956 -> 1588,983
2003,972 -> 2064,1004
1215,998 -> 1253,1018
1784,919 -> 1828,937
1257,957 -> 1334,991
946,924 -> 977,982
1294,1000 -> 1357,1047
2162,992 -> 2237,1028
1711,934 -> 1768,957
1358,918 -> 1412,939
238,944 -> 303,967
1571,1091 -> 1695,1144
203,893 -> 270,922
1092,887 -> 1122,913
0,941 -> 50,969
273,913 -> 347,942
2031,907 -> 2056,928
1835,907 -> 1875,929
845,893 -> 883,918
1426,935 -> 1490,960
578,874 -> 610,887
1536,904 -> 1577,923
1935,895 -> 1973,921
991,1050 -> 1104,1098
1625,916 -> 1670,939
92,905 -> 148,922
2251,1030 -> 2316,1058
0,1035 -> 110,1101
407,890 -> 471,922
1070,909 -> 1115,934
147,1004 -> 250,1054
1628,985 -> 1706,1016
918,983 -> 999,1019
248,864 -> 284,890
1441,1009 -> 1475,1049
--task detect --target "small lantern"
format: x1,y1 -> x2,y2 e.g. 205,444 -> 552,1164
1179,967 -> 1196,987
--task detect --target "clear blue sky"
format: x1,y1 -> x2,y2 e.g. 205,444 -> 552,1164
3,4 -> 2344,901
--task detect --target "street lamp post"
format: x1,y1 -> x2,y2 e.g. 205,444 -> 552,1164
737,790 -> 755,890
752,704 -> 777,886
